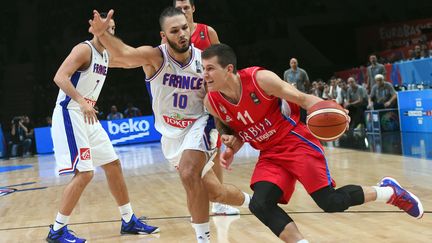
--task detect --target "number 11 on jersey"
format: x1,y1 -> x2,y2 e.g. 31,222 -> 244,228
237,110 -> 254,125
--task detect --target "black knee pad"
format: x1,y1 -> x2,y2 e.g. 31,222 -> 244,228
249,197 -> 293,236
249,197 -> 270,223
312,185 -> 364,212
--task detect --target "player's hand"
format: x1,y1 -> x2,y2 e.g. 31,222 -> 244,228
88,9 -> 114,37
221,134 -> 238,148
79,99 -> 98,124
220,147 -> 234,170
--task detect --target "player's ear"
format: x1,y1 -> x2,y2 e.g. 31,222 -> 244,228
160,31 -> 166,40
192,5 -> 195,13
226,64 -> 234,74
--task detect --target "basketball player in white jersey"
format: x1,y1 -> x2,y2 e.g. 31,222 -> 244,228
89,8 -> 250,243
46,13 -> 159,243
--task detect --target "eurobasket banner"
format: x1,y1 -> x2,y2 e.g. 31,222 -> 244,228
34,115 -> 161,154
356,18 -> 432,59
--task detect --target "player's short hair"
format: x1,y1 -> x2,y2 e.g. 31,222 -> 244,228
159,6 -> 185,30
173,0 -> 194,7
99,12 -> 113,20
202,44 -> 237,74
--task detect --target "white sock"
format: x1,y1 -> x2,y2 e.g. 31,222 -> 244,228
373,186 -> 394,202
241,192 -> 251,208
297,239 -> 309,243
119,203 -> 134,223
192,222 -> 210,243
53,212 -> 69,231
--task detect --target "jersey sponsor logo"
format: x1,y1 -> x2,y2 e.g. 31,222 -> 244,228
250,92 -> 261,104
93,63 -> 108,76
79,148 -> 91,160
108,119 -> 150,135
162,73 -> 204,90
163,114 -> 197,128
200,31 -> 205,39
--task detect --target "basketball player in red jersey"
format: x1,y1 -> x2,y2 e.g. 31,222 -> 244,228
202,44 -> 423,243
174,0 -> 239,216
174,0 -> 219,50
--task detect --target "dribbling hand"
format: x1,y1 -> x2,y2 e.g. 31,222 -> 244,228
220,147 -> 234,170
88,9 -> 114,36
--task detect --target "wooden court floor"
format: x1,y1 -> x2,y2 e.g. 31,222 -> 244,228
0,143 -> 431,242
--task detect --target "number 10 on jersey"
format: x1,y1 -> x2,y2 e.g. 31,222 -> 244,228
173,93 -> 188,109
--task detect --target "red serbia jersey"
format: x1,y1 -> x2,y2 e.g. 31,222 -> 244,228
207,67 -> 301,150
191,23 -> 212,50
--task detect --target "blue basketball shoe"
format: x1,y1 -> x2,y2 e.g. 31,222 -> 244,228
46,225 -> 86,243
379,177 -> 424,219
121,214 -> 160,235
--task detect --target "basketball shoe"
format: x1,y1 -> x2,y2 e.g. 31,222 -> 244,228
46,225 -> 86,243
212,203 -> 240,215
121,214 -> 160,234
378,177 -> 424,219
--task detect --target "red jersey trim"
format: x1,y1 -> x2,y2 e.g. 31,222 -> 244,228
207,94 -> 224,120
250,67 -> 274,101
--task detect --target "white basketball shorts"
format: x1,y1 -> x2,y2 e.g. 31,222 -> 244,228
51,107 -> 118,175
161,115 -> 217,167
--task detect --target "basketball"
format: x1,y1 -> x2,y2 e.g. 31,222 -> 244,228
306,100 -> 349,141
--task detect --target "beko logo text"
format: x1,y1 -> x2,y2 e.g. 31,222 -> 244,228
108,120 -> 150,134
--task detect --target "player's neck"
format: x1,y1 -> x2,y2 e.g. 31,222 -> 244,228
190,22 -> 197,34
221,74 -> 241,104
167,47 -> 191,65
91,38 -> 105,55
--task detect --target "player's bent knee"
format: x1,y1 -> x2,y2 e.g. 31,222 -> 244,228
75,170 -> 94,185
318,192 -> 350,212
249,197 -> 272,223
312,185 -> 364,212
178,166 -> 201,188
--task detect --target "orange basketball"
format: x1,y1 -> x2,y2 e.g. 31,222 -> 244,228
306,100 -> 348,141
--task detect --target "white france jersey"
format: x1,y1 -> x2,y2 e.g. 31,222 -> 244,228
146,44 -> 207,138
55,40 -> 109,110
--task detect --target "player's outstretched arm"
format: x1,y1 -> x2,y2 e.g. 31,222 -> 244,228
89,9 -> 159,68
256,70 -> 323,111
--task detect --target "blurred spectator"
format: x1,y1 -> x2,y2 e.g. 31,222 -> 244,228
335,79 -> 348,105
45,116 -> 52,127
414,45 -> 422,59
9,116 -> 32,157
93,105 -> 105,120
322,77 -> 337,100
107,105 -> 124,120
345,77 -> 368,130
283,58 -> 310,93
124,103 -> 142,118
22,115 -> 35,154
368,74 -> 397,110
406,49 -> 415,61
283,58 -> 310,123
366,54 -> 386,94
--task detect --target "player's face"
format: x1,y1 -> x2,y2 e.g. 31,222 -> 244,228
175,0 -> 195,23
162,15 -> 191,53
107,19 -> 115,35
203,56 -> 227,91
290,59 -> 298,69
